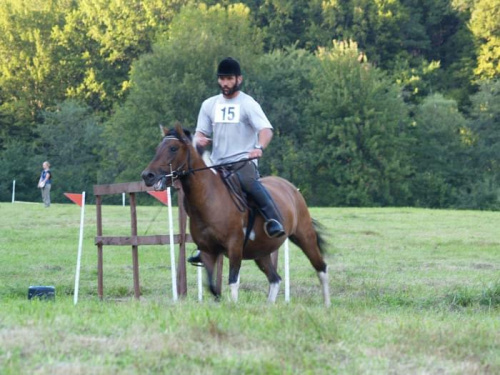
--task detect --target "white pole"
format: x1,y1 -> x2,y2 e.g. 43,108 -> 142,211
167,187 -> 178,301
197,266 -> 203,301
11,180 -> 15,203
284,239 -> 290,303
122,192 -> 125,206
74,191 -> 86,305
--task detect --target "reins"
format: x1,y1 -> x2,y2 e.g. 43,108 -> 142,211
159,134 -> 258,179
165,156 -> 258,180
157,135 -> 256,214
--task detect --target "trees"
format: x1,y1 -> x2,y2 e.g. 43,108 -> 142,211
252,0 -> 325,51
0,0 -> 73,146
51,0 -> 188,112
469,80 -> 500,172
246,48 -> 317,188
320,0 -> 408,68
0,0 -> 187,148
409,94 -> 471,207
313,0 -> 476,107
303,41 -> 412,206
465,80 -> 500,208
0,0 -> 498,208
469,0 -> 500,80
0,140 -> 37,202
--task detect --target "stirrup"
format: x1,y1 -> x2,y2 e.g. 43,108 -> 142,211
187,250 -> 204,267
264,219 -> 286,238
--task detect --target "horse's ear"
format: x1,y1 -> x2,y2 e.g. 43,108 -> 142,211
173,122 -> 193,143
174,122 -> 184,137
183,129 -> 192,140
159,124 -> 168,137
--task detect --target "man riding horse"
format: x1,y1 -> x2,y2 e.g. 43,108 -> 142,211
188,57 -> 285,266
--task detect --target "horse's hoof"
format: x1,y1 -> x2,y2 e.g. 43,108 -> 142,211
209,284 -> 219,297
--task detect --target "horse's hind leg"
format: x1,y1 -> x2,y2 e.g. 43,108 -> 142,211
254,255 -> 282,303
290,229 -> 331,307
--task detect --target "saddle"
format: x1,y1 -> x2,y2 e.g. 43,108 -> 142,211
218,167 -> 248,212
218,167 -> 258,248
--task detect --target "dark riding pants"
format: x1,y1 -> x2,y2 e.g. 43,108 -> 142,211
232,161 -> 283,225
233,161 -> 260,191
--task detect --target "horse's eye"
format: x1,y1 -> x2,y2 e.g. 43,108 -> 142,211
170,146 -> 178,152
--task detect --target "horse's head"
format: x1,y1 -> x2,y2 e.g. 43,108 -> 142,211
141,123 -> 194,190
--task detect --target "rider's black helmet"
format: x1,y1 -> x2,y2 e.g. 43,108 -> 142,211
217,57 -> 241,76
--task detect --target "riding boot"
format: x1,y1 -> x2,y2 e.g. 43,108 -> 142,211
248,180 -> 286,238
187,250 -> 203,267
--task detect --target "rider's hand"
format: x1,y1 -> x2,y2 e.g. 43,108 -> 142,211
195,134 -> 211,147
248,148 -> 263,159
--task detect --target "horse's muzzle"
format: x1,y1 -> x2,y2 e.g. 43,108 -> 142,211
142,170 -> 169,191
142,170 -> 159,187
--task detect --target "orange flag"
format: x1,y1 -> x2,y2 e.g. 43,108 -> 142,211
64,193 -> 83,207
147,190 -> 169,205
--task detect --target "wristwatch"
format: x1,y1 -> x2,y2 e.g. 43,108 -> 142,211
255,144 -> 263,150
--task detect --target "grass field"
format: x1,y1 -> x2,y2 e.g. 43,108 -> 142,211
0,200 -> 499,374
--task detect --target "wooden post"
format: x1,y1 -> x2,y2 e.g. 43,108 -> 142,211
96,195 -> 103,300
129,193 -> 140,299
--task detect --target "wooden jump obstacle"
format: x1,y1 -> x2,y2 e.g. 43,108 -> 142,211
93,180 -> 226,300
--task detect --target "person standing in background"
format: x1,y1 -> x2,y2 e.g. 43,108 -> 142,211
38,161 -> 52,208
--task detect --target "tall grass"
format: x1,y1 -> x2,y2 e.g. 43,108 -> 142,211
0,201 -> 499,374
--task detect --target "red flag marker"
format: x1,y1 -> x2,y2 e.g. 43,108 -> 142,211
147,190 -> 169,205
64,193 -> 83,207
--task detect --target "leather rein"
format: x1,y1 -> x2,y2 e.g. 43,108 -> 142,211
156,136 -> 257,209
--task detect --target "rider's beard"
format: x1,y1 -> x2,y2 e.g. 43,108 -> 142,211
219,81 -> 241,97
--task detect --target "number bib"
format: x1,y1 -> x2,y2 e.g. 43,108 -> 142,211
214,103 -> 241,123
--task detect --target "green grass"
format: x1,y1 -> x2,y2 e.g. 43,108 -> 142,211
0,201 -> 499,374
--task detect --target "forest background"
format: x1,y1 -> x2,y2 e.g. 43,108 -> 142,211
0,0 -> 499,209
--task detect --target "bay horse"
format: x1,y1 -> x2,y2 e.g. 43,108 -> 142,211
141,124 -> 330,306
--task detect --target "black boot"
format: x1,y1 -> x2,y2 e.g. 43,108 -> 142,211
187,250 -> 203,266
248,180 -> 286,238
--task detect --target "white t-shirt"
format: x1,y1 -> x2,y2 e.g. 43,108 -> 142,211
196,91 -> 273,165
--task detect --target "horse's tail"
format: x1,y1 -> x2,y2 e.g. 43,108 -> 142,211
290,218 -> 328,254
312,218 -> 328,255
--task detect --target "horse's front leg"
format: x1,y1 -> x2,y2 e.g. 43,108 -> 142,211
227,250 -> 242,303
200,251 -> 219,299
